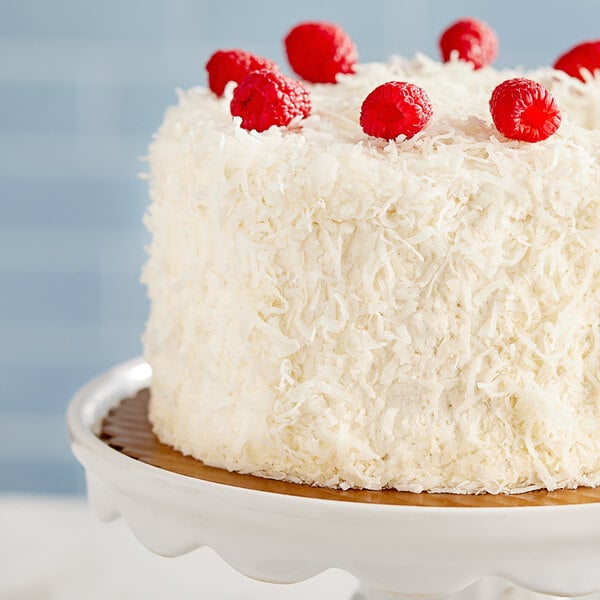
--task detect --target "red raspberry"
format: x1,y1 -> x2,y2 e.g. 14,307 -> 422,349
205,49 -> 277,97
284,21 -> 357,83
439,18 -> 498,69
489,78 -> 561,143
554,40 -> 600,81
360,81 -> 433,140
230,69 -> 311,132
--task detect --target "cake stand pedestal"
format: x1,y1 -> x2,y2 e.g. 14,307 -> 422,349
67,358 -> 600,600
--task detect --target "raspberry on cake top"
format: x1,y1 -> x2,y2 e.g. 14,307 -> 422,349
142,19 -> 600,494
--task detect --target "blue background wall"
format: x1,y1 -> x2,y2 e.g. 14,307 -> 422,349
1,0 -> 599,493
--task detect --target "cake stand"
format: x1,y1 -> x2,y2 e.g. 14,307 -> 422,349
67,358 -> 600,600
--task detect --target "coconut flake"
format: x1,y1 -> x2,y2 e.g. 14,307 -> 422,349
143,55 -> 600,494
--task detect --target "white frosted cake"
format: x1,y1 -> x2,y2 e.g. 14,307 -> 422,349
143,47 -> 600,494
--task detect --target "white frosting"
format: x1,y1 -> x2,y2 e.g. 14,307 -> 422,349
143,55 -> 600,493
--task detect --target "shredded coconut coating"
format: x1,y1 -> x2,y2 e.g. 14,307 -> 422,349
143,55 -> 600,494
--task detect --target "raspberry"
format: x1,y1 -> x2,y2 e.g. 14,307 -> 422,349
489,78 -> 561,143
230,69 -> 311,132
205,49 -> 277,97
284,21 -> 357,83
360,81 -> 433,140
554,40 -> 600,81
439,18 -> 498,69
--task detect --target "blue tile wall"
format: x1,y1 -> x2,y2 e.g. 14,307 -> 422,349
0,365 -> 99,414
2,0 -> 599,494
118,83 -> 179,134
1,271 -> 104,320
0,461 -> 87,495
0,178 -> 144,228
1,81 -> 79,133
0,0 -> 169,39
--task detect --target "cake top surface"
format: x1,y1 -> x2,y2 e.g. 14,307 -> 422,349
170,53 -> 600,131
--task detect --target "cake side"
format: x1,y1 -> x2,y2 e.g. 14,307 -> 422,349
143,56 -> 600,493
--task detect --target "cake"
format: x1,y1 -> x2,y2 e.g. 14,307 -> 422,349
142,20 -> 600,494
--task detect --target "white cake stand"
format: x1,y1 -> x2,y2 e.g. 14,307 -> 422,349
67,358 -> 600,600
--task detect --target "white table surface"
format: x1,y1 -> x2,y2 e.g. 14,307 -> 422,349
0,495 -> 587,600
0,494 -> 358,600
